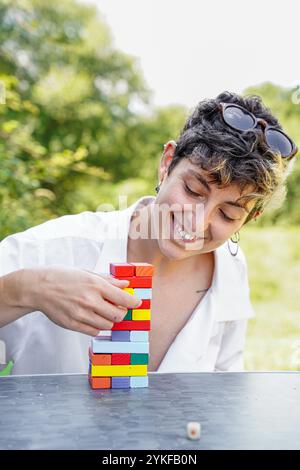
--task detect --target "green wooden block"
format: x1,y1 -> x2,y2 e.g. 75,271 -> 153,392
131,353 -> 149,365
124,309 -> 132,320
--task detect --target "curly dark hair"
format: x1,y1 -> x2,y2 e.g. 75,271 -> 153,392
167,91 -> 297,224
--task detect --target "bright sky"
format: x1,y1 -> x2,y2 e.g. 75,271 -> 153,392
82,0 -> 299,108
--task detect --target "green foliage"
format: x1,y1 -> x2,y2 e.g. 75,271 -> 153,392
0,0 -> 155,236
241,226 -> 300,371
244,82 -> 300,226
0,1 -> 299,372
1,2 -> 299,239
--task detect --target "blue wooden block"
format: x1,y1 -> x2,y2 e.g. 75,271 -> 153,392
111,330 -> 130,342
130,331 -> 149,342
92,338 -> 149,354
130,376 -> 149,388
134,288 -> 152,300
112,376 -> 130,389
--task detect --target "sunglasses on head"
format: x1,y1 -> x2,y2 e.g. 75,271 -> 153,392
219,102 -> 298,159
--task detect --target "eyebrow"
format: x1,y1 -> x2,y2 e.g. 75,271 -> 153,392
186,169 -> 250,213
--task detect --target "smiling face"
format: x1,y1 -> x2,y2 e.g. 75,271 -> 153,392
153,143 -> 258,260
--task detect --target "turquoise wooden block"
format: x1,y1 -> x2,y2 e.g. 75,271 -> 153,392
92,338 -> 149,354
134,288 -> 152,300
130,376 -> 149,388
130,331 -> 149,342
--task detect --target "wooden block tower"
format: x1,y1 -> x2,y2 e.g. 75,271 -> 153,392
88,262 -> 154,389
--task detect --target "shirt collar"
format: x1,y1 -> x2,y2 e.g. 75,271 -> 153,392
95,195 -> 255,322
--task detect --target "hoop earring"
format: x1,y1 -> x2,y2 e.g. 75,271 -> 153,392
227,231 -> 240,257
155,182 -> 161,194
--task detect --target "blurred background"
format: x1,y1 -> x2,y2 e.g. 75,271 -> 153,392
0,0 -> 299,370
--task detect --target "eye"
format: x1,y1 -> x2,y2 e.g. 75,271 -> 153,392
220,210 -> 236,222
185,182 -> 239,222
184,183 -> 205,198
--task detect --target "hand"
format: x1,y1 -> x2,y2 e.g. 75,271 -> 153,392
29,266 -> 141,336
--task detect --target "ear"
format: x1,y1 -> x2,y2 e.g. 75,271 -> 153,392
241,209 -> 263,228
158,140 -> 177,183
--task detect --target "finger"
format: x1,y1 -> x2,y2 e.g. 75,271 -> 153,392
83,271 -> 130,287
105,276 -> 130,287
69,320 -> 100,337
72,311 -> 115,335
78,310 -> 114,331
101,282 -> 142,309
88,311 -> 115,331
92,300 -> 128,323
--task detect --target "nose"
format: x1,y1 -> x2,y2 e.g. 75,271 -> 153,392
189,202 -> 212,239
200,203 -> 215,239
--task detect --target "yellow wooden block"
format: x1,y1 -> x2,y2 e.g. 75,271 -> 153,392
123,287 -> 134,295
91,364 -> 147,377
132,309 -> 151,320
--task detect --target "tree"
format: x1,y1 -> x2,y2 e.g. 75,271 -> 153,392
0,0 -> 152,237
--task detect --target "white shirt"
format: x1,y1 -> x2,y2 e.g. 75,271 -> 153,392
0,195 -> 255,375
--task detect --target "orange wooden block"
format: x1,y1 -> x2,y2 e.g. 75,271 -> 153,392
89,375 -> 111,389
89,348 -> 111,366
111,353 -> 131,365
130,263 -> 155,277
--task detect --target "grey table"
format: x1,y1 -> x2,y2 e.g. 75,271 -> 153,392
0,372 -> 299,450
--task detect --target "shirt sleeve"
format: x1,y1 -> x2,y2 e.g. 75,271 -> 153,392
0,212 -> 105,278
0,233 -> 39,277
214,319 -> 249,372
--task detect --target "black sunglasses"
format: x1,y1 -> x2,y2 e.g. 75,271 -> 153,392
219,102 -> 298,159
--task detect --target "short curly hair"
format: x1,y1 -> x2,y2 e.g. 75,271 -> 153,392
167,91 -> 297,224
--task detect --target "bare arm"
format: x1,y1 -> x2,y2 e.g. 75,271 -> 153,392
0,269 -> 36,327
0,267 -> 142,334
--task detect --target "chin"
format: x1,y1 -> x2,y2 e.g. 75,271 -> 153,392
158,239 -> 185,260
158,238 -> 204,261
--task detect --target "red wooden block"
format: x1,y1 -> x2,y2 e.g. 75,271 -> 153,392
138,299 -> 151,309
112,320 -> 151,331
111,353 -> 131,365
89,348 -> 111,366
89,375 -> 111,389
129,263 -> 155,277
116,276 -> 152,288
110,263 -> 135,277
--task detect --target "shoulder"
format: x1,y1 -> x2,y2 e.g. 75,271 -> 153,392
218,239 -> 248,268
0,210 -> 117,276
220,240 -> 249,278
0,210 -> 113,244
213,241 -> 255,322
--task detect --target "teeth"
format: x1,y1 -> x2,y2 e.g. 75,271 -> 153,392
174,221 -> 197,241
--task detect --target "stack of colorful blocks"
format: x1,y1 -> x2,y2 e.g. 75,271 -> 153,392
88,262 -> 154,389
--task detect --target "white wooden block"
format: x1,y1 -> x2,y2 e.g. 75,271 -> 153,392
96,331 -> 112,338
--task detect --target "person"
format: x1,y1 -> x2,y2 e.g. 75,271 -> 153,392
0,91 -> 297,376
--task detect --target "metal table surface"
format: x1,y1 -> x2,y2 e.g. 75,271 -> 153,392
0,372 -> 299,450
